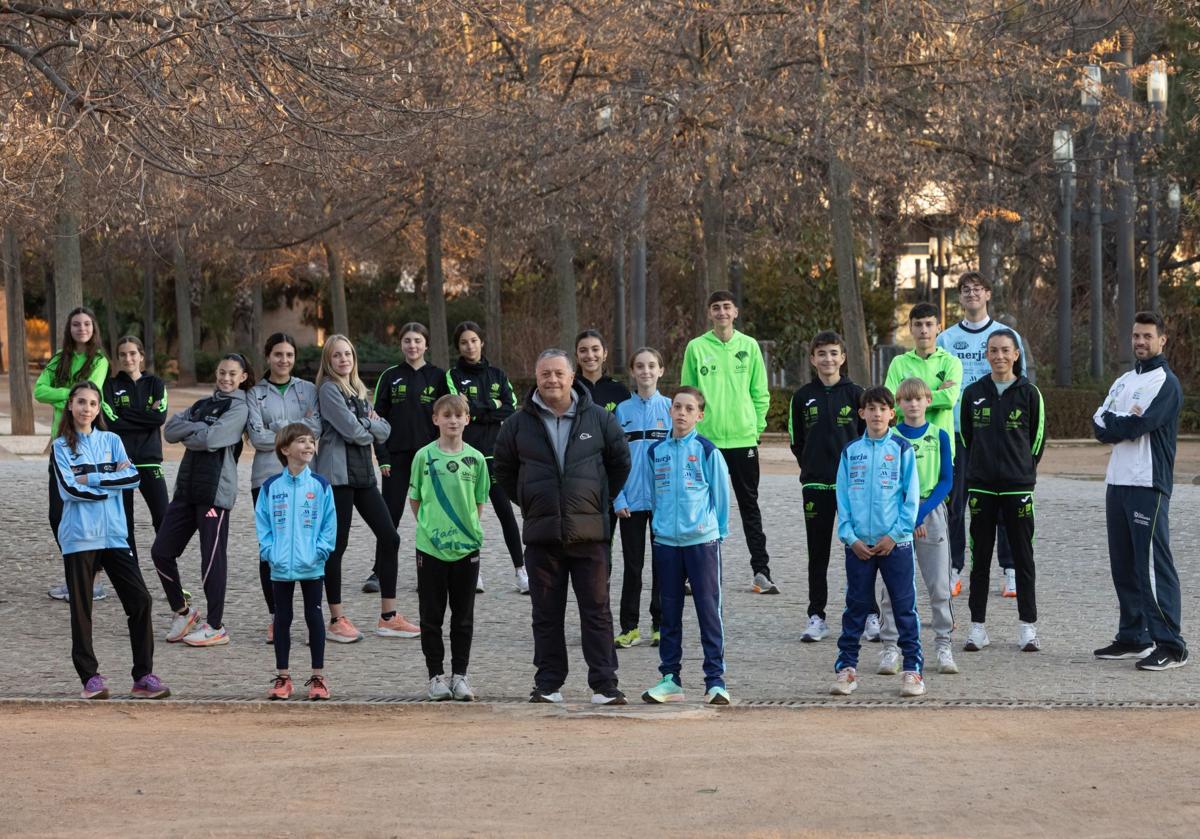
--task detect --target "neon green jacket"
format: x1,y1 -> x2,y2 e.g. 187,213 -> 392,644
884,348 -> 963,455
34,351 -> 110,438
680,330 -> 769,448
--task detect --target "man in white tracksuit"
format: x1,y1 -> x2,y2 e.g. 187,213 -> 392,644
1092,311 -> 1186,671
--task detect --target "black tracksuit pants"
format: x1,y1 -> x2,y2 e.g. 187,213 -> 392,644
64,548 -> 155,685
802,485 -> 878,620
967,489 -> 1036,624
486,460 -> 525,569
327,485 -> 399,605
1106,485 -> 1186,654
949,439 -> 1013,572
617,511 -> 661,633
525,542 -> 618,693
416,550 -> 479,677
721,446 -> 770,577
122,465 -> 169,564
151,498 -> 231,629
251,486 -> 276,613
380,451 -> 419,529
272,578 -> 326,670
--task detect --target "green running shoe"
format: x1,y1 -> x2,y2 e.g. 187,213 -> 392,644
650,629 -> 661,647
704,686 -> 731,705
614,628 -> 641,649
641,674 -> 685,704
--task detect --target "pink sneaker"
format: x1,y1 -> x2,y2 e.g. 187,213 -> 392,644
326,615 -> 363,644
376,613 -> 420,638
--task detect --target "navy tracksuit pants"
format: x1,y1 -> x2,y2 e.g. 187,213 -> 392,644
654,540 -> 725,690
1106,485 -> 1186,654
836,542 -> 922,674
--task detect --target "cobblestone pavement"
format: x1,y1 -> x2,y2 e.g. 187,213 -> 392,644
3,457 -> 1198,704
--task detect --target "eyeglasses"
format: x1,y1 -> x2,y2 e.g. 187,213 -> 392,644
959,286 -> 987,297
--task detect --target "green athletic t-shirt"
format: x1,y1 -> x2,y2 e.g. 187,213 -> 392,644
408,440 -> 490,561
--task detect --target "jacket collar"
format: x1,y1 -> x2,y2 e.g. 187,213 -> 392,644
525,380 -> 593,415
1134,353 -> 1168,375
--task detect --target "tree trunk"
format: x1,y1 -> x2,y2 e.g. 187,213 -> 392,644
2,228 -> 35,434
173,229 -> 197,385
828,153 -> 872,383
424,179 -> 450,369
53,153 -> 84,342
630,177 -> 648,350
553,223 -> 577,351
251,270 -> 264,361
142,250 -> 156,373
322,239 -> 350,338
484,225 -> 503,368
100,243 -> 119,357
45,264 -> 56,348
700,153 -> 727,307
612,231 -> 626,370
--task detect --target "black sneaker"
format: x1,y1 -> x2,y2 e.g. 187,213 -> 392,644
529,687 -> 564,703
1135,646 -> 1189,671
590,688 -> 627,705
361,573 -> 380,594
1094,641 -> 1155,660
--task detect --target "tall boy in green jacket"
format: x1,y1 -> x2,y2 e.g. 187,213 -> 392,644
680,290 -> 774,594
884,302 -> 963,452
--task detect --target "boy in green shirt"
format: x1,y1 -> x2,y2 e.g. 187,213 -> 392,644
680,290 -> 775,594
884,303 -> 963,454
409,394 -> 491,701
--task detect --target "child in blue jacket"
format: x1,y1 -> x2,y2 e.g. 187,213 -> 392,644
640,387 -> 732,706
53,381 -> 169,700
256,423 -> 338,700
831,386 -> 923,698
612,348 -> 672,649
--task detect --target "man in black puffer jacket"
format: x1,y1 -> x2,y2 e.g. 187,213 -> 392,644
494,349 -> 631,705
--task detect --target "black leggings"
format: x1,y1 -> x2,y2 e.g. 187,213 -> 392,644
487,474 -> 525,569
48,463 -> 63,548
272,578 -> 326,671
618,511 -> 661,633
380,451 -> 419,528
251,487 -> 277,614
64,548 -> 155,685
327,485 -> 399,605
123,465 -> 169,564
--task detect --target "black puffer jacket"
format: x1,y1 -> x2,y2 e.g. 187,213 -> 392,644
494,383 -> 631,547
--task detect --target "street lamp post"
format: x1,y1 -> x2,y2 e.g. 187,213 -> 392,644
928,231 -> 950,329
1083,64 -> 1104,380
1114,32 -> 1136,368
1053,125 -> 1075,387
1146,58 -> 1168,313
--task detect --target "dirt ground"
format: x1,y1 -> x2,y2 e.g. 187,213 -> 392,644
7,704 -> 1200,838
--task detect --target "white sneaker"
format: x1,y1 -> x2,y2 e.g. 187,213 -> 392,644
475,572 -> 485,594
1002,568 -> 1017,597
1018,621 -> 1041,652
863,613 -> 881,642
900,671 -> 926,697
830,668 -> 857,696
963,622 -> 990,652
428,675 -> 452,701
877,645 -> 901,675
182,622 -> 229,647
165,607 -> 201,642
450,673 -> 475,701
515,567 -> 530,595
801,615 -> 828,643
937,646 -> 959,674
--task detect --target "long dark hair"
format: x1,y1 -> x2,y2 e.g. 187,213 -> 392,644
220,352 -> 256,391
51,306 -> 105,388
57,381 -> 107,454
987,329 -> 1023,376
